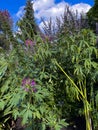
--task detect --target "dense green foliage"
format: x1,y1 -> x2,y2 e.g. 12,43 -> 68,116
0,36 -> 68,130
54,29 -> 98,130
0,0 -> 98,130
87,0 -> 98,31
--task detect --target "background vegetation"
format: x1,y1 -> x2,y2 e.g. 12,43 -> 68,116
0,0 -> 98,130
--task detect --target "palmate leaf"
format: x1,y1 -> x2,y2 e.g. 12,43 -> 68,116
91,62 -> 98,69
74,64 -> 84,78
54,119 -> 68,130
1,79 -> 11,94
34,92 -> 44,102
12,109 -> 19,120
58,119 -> 68,127
66,84 -> 80,101
9,92 -> 21,107
3,107 -> 12,116
55,124 -> 62,130
84,59 -> 91,69
0,100 -> 5,110
34,86 -> 50,102
21,108 -> 33,125
19,103 -> 34,125
33,111 -> 40,119
0,63 -> 8,80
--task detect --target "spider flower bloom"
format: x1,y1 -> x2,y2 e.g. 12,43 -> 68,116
31,79 -> 37,92
32,87 -> 37,93
31,79 -> 36,86
21,78 -> 37,93
25,39 -> 36,47
22,78 -> 30,86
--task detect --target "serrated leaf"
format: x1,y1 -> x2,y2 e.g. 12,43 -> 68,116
12,109 -> 19,120
1,79 -> 10,94
0,100 -> 5,110
36,111 -> 41,119
21,109 -> 32,125
55,124 -> 62,130
3,107 -> 12,116
0,63 -> 8,80
9,93 -> 21,107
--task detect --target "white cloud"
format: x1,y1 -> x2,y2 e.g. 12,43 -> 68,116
72,3 -> 91,14
33,0 -> 54,11
33,1 -> 91,21
34,0 -> 68,19
16,6 -> 25,18
34,1 -> 68,20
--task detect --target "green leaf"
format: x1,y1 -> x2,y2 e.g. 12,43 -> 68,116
41,123 -> 46,130
9,92 -> 21,107
0,63 -> 8,80
3,107 -> 12,116
1,79 -> 11,94
0,100 -> 5,110
21,108 -> 32,125
25,126 -> 32,130
59,119 -> 68,127
95,92 -> 98,109
36,111 -> 41,119
55,125 -> 62,130
12,109 -> 19,120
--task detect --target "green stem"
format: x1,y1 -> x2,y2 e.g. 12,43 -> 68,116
55,60 -> 92,130
55,61 -> 85,99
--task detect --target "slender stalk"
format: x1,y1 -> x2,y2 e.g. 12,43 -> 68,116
83,81 -> 92,130
55,61 -> 92,130
55,61 -> 85,99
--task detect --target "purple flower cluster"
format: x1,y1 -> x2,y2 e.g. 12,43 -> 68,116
25,39 -> 36,47
21,78 -> 37,93
0,10 -> 10,19
0,10 -> 13,26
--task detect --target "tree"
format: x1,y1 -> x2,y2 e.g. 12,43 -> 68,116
17,0 -> 37,40
0,10 -> 14,50
87,0 -> 98,31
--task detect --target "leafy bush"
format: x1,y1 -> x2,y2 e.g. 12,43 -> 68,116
0,2 -> 98,130
52,29 -> 98,130
0,37 -> 68,130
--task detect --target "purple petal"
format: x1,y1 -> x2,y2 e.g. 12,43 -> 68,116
31,80 -> 36,87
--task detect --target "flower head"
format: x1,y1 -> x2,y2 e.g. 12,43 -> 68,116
31,79 -> 36,87
21,78 -> 37,93
25,39 -> 36,47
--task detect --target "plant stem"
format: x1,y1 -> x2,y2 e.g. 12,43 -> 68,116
55,61 -> 93,130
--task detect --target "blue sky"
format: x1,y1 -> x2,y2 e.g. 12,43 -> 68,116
0,0 -> 94,16
56,0 -> 94,5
